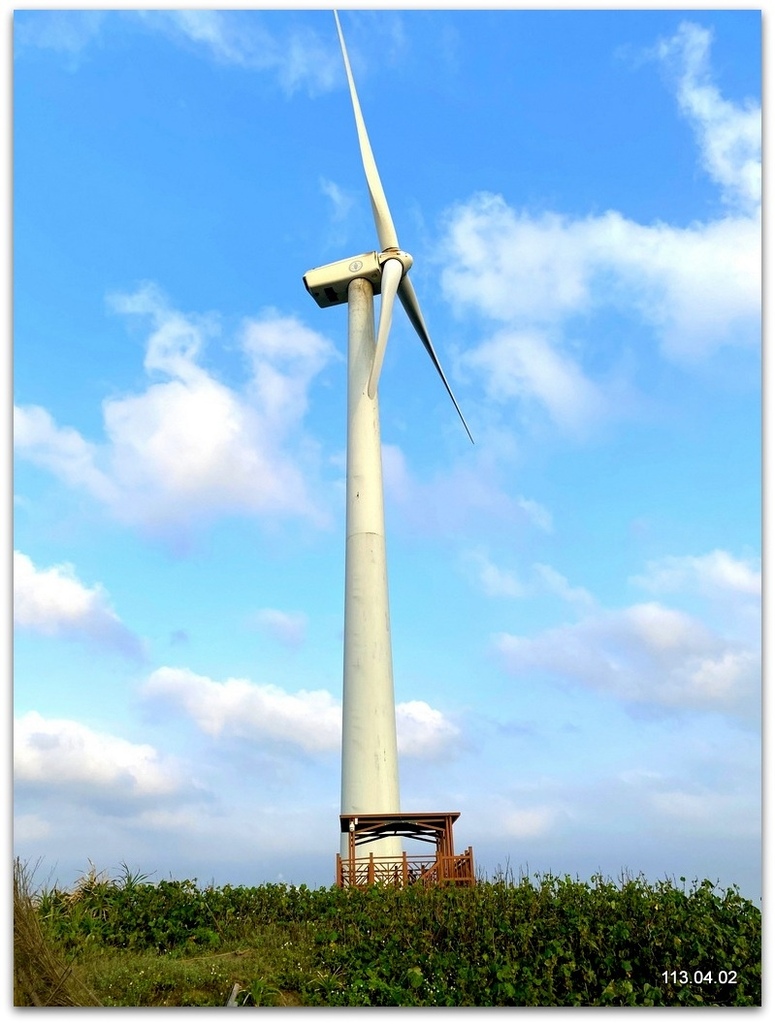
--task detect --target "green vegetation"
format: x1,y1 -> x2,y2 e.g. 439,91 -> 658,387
15,859 -> 760,1006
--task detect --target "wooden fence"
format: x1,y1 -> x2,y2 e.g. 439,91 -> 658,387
336,847 -> 475,888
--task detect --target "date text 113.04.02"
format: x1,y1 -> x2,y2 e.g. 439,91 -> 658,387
662,970 -> 737,985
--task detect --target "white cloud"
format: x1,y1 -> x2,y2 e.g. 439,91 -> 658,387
534,563 -> 595,611
137,10 -> 341,96
610,213 -> 760,362
611,749 -> 761,844
440,21 -> 760,434
462,555 -> 594,607
495,550 -> 761,722
517,498 -> 553,534
382,442 -> 544,538
320,178 -> 355,222
654,22 -> 760,213
143,666 -> 340,755
155,9 -> 249,65
632,550 -> 761,597
649,787 -> 760,836
495,600 -> 758,720
396,700 -> 461,759
445,198 -> 759,364
15,284 -> 336,545
142,666 -> 460,762
253,608 -> 308,648
13,406 -> 117,504
240,306 -> 335,427
463,548 -> 524,598
502,806 -> 558,839
13,814 -> 52,843
13,551 -> 144,659
16,10 -> 340,96
468,789 -> 567,842
14,10 -> 106,61
14,712 -> 184,805
462,327 -> 605,436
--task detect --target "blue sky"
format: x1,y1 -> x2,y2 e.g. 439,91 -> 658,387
12,7 -> 761,901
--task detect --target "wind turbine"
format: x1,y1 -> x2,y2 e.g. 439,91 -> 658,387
303,11 -> 473,863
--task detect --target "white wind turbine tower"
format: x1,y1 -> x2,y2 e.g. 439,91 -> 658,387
303,11 -> 473,867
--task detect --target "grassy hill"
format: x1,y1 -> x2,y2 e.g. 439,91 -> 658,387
14,859 -> 761,1006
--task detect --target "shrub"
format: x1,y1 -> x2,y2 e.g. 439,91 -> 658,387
24,864 -> 761,1006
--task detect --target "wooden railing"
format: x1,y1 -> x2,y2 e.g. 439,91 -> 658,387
336,847 -> 475,888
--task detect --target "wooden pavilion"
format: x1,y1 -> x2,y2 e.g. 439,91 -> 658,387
336,811 -> 475,888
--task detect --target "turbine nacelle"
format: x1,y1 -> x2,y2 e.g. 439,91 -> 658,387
303,249 -> 413,309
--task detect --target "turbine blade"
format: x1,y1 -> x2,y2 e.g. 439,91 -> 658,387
368,258 -> 403,399
334,10 -> 399,252
398,276 -> 475,444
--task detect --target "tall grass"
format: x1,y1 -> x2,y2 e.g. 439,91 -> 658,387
13,859 -> 101,1006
